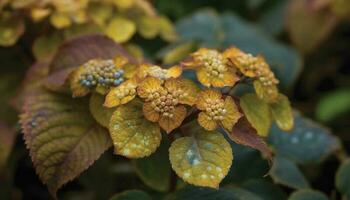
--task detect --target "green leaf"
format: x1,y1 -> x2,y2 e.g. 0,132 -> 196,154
33,33 -> 63,61
109,99 -> 161,158
159,42 -> 197,64
270,94 -> 294,131
136,16 -> 160,39
240,94 -> 271,137
166,186 -> 262,200
268,112 -> 340,164
169,128 -> 233,188
89,92 -> 115,128
110,190 -> 152,200
133,138 -> 171,192
0,12 -> 24,46
258,0 -> 289,36
269,156 -> 309,189
20,90 -> 112,196
243,179 -> 287,200
316,88 -> 350,122
105,17 -> 136,43
335,159 -> 350,198
288,189 -> 328,200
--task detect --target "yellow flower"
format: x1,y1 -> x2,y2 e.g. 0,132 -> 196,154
137,77 -> 199,133
182,48 -> 239,87
137,64 -> 182,80
196,90 -> 242,131
70,55 -> 137,97
225,47 -> 280,102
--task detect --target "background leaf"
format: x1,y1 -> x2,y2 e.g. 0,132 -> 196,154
242,179 -> 287,200
335,159 -> 350,199
89,92 -> 115,128
20,90 -> 112,196
269,156 -> 309,189
288,189 -> 328,200
268,112 -> 341,165
110,190 -> 152,200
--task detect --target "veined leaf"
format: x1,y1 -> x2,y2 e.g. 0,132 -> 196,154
169,128 -> 233,188
20,90 -> 112,197
109,99 -> 161,158
240,94 -> 271,137
89,92 -> 115,128
270,94 -> 294,131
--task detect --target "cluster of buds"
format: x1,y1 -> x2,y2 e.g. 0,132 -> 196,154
79,59 -> 124,88
199,50 -> 228,78
203,99 -> 227,121
148,89 -> 186,118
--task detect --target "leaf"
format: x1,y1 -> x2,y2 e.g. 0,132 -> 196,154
228,117 -> 272,159
0,12 -> 24,46
166,186 -> 262,200
258,0 -> 289,36
105,17 -> 136,43
89,92 -> 115,128
240,94 -> 271,137
268,112 -> 340,164
169,128 -> 233,188
270,94 -> 294,131
47,34 -> 134,90
243,179 -> 287,200
133,139 -> 171,192
20,90 -> 112,196
288,189 -> 328,200
136,16 -> 160,39
159,42 -> 197,64
269,156 -> 309,189
316,88 -> 350,122
286,0 -> 337,53
109,99 -> 161,158
335,159 -> 350,199
110,190 -> 152,200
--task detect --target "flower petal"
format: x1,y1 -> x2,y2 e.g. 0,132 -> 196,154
196,90 -> 222,111
221,96 -> 242,131
104,79 -> 137,107
166,65 -> 182,78
197,67 -> 211,87
198,112 -> 218,131
137,77 -> 163,99
159,105 -> 186,133
143,102 -> 160,122
165,78 -> 199,106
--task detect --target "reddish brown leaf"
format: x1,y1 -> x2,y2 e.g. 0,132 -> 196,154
45,34 -> 136,90
228,117 -> 272,159
0,122 -> 15,176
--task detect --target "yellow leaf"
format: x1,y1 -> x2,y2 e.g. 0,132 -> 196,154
30,8 -> 51,22
162,42 -> 196,64
136,16 -> 159,39
240,93 -> 271,137
158,16 -> 178,42
125,43 -> 144,61
0,12 -> 24,46
50,12 -> 71,29
109,99 -> 161,158
88,3 -> 113,26
90,92 -> 115,128
270,94 -> 294,131
169,128 -> 233,188
112,0 -> 134,9
105,16 -> 136,43
253,80 -> 279,103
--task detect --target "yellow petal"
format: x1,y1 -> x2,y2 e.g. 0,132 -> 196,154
167,65 -> 183,78
196,90 -> 222,111
113,55 -> 129,67
197,67 -> 211,87
143,102 -> 160,122
221,96 -> 242,131
211,69 -> 239,87
165,78 -> 199,106
198,112 -> 218,131
69,67 -> 90,97
104,79 -> 137,107
159,105 -> 186,133
137,77 -> 162,99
